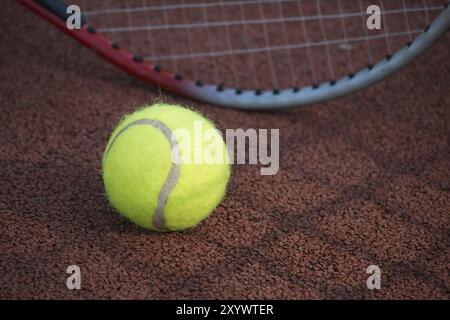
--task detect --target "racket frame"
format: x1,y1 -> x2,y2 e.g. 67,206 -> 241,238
18,0 -> 450,109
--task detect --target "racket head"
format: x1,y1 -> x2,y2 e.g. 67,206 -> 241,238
18,0 -> 450,109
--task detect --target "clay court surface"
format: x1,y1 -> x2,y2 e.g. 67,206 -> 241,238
0,1 -> 449,299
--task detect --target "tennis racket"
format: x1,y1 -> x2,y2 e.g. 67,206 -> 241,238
18,0 -> 450,109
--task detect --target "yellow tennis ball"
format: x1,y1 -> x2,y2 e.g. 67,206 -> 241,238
102,103 -> 230,231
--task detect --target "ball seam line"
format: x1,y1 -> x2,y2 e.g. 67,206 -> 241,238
104,118 -> 180,231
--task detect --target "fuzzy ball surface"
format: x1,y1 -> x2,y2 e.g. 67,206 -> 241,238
102,104 -> 230,231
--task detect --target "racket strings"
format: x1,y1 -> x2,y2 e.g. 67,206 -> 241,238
77,0 -> 445,91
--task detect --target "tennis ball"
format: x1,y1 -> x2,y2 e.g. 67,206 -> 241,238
102,103 -> 230,231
